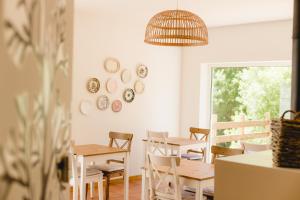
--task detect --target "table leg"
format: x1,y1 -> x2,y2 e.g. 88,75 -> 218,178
177,147 -> 181,157
79,156 -> 86,200
98,172 -> 104,200
195,181 -> 203,200
124,152 -> 129,200
71,155 -> 78,200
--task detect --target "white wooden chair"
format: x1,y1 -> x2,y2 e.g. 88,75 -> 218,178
147,131 -> 169,156
69,142 -> 104,200
147,154 -> 194,200
241,142 -> 270,153
143,131 -> 170,199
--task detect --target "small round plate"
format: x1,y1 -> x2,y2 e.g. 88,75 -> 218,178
123,88 -> 135,103
106,78 -> 118,94
87,78 -> 100,93
112,100 -> 122,112
136,64 -> 148,78
80,100 -> 92,115
104,58 -> 120,73
97,95 -> 110,111
134,80 -> 145,94
121,69 -> 131,84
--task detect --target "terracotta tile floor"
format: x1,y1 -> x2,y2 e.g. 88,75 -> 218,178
70,178 -> 142,200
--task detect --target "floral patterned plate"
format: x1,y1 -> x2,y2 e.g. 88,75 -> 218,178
106,78 -> 118,94
136,64 -> 148,78
134,80 -> 145,94
123,88 -> 135,103
104,58 -> 120,73
87,78 -> 100,93
121,69 -> 131,84
112,100 -> 122,112
97,95 -> 109,111
80,100 -> 92,115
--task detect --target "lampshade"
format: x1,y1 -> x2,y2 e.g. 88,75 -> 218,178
144,9 -> 208,47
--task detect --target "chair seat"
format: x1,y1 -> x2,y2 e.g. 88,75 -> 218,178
182,190 -> 196,200
184,185 -> 214,197
90,163 -> 124,172
76,167 -> 102,177
181,153 -> 203,160
69,168 -> 102,185
203,186 -> 214,197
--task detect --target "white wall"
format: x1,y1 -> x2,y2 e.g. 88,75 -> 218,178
180,20 -> 293,134
72,0 -> 181,175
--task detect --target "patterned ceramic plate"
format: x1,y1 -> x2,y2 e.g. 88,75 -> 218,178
97,95 -> 110,111
104,58 -> 120,73
136,64 -> 148,78
80,100 -> 92,115
112,100 -> 122,112
87,78 -> 100,93
134,80 -> 145,94
106,78 -> 118,94
121,69 -> 131,84
123,88 -> 135,103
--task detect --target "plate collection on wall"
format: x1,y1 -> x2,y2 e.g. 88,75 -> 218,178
79,57 -> 149,115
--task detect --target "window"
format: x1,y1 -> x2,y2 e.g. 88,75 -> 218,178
210,62 -> 291,146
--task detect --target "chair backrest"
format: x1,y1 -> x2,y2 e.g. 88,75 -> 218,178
147,154 -> 181,200
147,131 -> 169,156
189,127 -> 210,142
108,131 -> 133,152
211,145 -> 244,164
241,142 -> 270,153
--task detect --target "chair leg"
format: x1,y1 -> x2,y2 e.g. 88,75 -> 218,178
85,183 -> 89,199
105,175 -> 111,200
90,182 -> 94,198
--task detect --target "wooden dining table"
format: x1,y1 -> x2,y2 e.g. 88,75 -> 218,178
143,137 -> 208,158
141,159 -> 215,200
73,144 -> 130,200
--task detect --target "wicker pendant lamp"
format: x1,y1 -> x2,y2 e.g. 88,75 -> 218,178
144,9 -> 208,47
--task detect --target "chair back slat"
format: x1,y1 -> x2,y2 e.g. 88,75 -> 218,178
211,145 -> 244,164
189,127 -> 210,141
147,131 -> 169,156
108,131 -> 133,152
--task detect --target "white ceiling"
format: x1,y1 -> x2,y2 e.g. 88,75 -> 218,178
77,0 -> 294,27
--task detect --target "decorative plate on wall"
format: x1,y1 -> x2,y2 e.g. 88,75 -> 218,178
136,64 -> 148,78
134,80 -> 145,94
123,88 -> 135,103
80,100 -> 92,115
121,69 -> 131,84
112,100 -> 122,112
106,78 -> 118,94
87,78 -> 100,93
97,95 -> 110,111
104,58 -> 120,73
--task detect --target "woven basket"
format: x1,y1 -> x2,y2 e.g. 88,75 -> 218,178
271,110 -> 300,168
